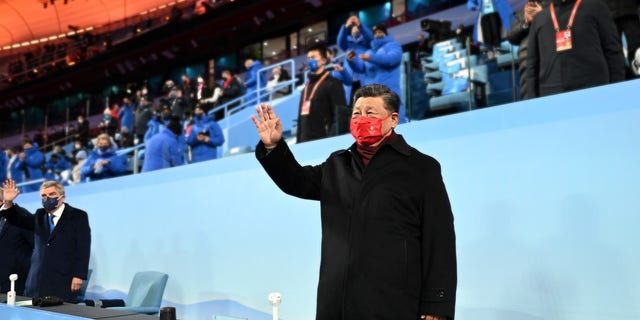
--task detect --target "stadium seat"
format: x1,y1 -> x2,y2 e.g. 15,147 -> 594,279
429,64 -> 489,113
106,271 -> 169,315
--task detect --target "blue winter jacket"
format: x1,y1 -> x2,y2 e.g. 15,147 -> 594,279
21,144 -> 45,192
8,155 -> 24,183
337,23 -> 373,99
244,61 -> 267,103
144,116 -> 166,142
348,35 -> 406,122
44,155 -> 72,181
468,0 -> 513,43
80,147 -> 127,181
337,23 -> 373,57
0,152 -> 7,180
118,103 -> 135,133
186,115 -> 225,163
141,128 -> 185,172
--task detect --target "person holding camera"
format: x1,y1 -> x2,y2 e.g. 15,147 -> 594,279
252,84 -> 457,320
1,179 -> 91,303
346,24 -> 405,123
336,14 -> 373,104
186,105 -> 224,163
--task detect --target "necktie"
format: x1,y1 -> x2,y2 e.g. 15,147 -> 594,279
49,214 -> 55,234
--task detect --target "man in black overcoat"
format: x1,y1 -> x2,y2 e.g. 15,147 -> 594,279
251,84 -> 457,320
2,179 -> 91,303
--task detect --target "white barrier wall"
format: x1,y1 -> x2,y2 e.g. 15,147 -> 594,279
15,80 -> 640,320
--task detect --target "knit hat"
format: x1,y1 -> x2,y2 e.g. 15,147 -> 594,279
76,150 -> 88,160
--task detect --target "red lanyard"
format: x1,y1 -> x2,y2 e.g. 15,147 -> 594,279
550,0 -> 582,32
303,72 -> 330,101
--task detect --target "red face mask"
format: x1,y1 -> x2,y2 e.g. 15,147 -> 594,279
350,114 -> 392,146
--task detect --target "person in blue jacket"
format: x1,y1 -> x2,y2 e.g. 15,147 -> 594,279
141,116 -> 185,172
0,150 -> 7,180
326,47 -> 354,100
5,148 -> 24,185
186,105 -> 225,163
117,97 -> 135,134
347,24 -> 406,123
244,58 -> 267,104
19,140 -> 45,193
468,0 -> 513,53
336,14 -> 373,103
44,154 -> 72,183
144,105 -> 172,142
80,134 -> 127,181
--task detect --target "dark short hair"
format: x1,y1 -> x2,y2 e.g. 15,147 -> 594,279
167,116 -> 183,136
306,43 -> 329,60
353,84 -> 400,113
373,24 -> 388,35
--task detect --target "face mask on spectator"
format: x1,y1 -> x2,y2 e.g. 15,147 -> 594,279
98,146 -> 110,153
352,31 -> 361,39
307,59 -> 320,72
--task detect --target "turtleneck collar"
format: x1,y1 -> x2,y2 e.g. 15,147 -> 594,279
355,131 -> 399,167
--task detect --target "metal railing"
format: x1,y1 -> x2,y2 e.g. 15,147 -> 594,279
207,58 -> 299,154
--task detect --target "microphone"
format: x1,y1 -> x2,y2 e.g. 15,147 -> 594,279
7,274 -> 17,305
268,292 -> 282,320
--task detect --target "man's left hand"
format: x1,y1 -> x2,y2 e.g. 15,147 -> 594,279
71,277 -> 83,292
359,53 -> 370,61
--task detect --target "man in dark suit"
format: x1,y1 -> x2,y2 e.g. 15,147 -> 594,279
0,188 -> 33,295
1,179 -> 91,302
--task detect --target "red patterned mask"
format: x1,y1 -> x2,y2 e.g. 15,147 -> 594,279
350,114 -> 392,146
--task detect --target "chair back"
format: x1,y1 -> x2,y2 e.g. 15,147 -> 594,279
125,271 -> 169,309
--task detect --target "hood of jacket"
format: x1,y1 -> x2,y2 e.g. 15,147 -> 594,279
371,35 -> 394,51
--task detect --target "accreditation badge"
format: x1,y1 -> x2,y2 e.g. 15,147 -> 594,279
301,100 -> 311,116
555,29 -> 572,51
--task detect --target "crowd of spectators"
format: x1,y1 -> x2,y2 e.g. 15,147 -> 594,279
0,61 -> 296,192
3,0 -> 639,193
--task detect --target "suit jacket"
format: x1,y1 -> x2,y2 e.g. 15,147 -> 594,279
0,214 -> 33,294
3,203 -> 91,302
256,135 -> 457,319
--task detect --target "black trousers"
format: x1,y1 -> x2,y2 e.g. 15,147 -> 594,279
480,12 -> 503,48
